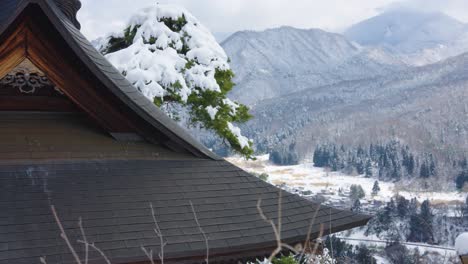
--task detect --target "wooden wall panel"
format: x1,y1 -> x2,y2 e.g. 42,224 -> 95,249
0,113 -> 192,162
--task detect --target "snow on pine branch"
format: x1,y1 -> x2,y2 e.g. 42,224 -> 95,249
103,4 -> 228,101
96,3 -> 253,158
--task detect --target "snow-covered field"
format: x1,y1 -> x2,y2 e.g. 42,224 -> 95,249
228,155 -> 465,262
228,155 -> 467,207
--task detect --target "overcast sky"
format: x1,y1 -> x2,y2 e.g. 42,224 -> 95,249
78,0 -> 468,41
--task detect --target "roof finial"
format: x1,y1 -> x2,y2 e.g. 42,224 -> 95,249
53,0 -> 82,29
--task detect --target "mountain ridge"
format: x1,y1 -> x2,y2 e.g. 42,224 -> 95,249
344,9 -> 468,65
242,49 -> 468,166
223,26 -> 406,105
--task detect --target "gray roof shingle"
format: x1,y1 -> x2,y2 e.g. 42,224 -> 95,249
0,159 -> 370,264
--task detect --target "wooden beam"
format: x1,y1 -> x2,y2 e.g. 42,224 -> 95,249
0,23 -> 27,79
24,22 -> 134,132
0,96 -> 77,112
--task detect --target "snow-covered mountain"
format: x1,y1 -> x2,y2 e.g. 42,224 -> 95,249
345,9 -> 468,65
242,51 -> 468,172
222,26 -> 406,105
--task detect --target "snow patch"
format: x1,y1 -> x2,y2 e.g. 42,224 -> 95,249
456,233 -> 468,255
223,98 -> 239,115
104,3 -> 229,103
206,106 -> 218,120
227,122 -> 250,149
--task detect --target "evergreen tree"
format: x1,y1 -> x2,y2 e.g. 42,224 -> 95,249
420,155 -> 437,178
98,4 -> 254,158
408,200 -> 434,243
396,196 -> 409,217
385,242 -> 415,264
312,141 -> 429,182
354,245 -> 376,264
365,159 -> 373,177
350,185 -> 366,201
351,199 -> 362,212
456,168 -> 468,190
408,198 -> 418,215
464,196 -> 468,224
324,236 -> 353,260
371,181 -> 380,196
420,162 -> 430,178
408,154 -> 415,175
270,143 -> 299,165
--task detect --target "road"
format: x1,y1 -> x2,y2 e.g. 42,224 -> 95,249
336,237 -> 457,252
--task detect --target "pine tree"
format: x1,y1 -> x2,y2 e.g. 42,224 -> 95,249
355,245 -> 376,264
350,184 -> 366,201
420,162 -> 430,178
396,196 -> 409,217
456,168 -> 468,190
351,199 -> 362,212
372,181 -> 380,196
408,200 -> 434,243
98,4 -> 254,158
365,159 -> 373,177
464,196 -> 468,224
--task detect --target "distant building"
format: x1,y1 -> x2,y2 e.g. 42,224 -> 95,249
0,0 -> 371,263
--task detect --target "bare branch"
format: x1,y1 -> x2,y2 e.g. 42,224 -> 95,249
76,217 -> 111,264
312,224 -> 325,256
190,201 -> 209,264
257,190 -> 293,262
50,205 -> 83,264
302,204 -> 321,255
76,240 -> 111,264
145,202 -> 167,264
78,218 -> 89,264
141,247 -> 155,264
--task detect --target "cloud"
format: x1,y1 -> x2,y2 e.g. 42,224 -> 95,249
381,0 -> 468,19
77,0 -> 468,41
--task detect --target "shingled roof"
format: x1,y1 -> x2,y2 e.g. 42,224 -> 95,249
0,1 -> 371,263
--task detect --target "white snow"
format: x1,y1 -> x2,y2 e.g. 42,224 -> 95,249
227,122 -> 250,149
456,233 -> 468,255
103,3 -> 230,103
206,106 -> 218,120
228,155 -> 467,205
222,98 -> 239,115
374,255 -> 391,264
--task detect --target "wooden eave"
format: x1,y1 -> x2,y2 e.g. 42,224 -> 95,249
461,255 -> 468,264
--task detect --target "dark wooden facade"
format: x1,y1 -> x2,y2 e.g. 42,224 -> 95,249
0,1 -> 371,263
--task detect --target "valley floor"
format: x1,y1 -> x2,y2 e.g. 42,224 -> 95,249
228,155 -> 466,207
228,155 -> 467,263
